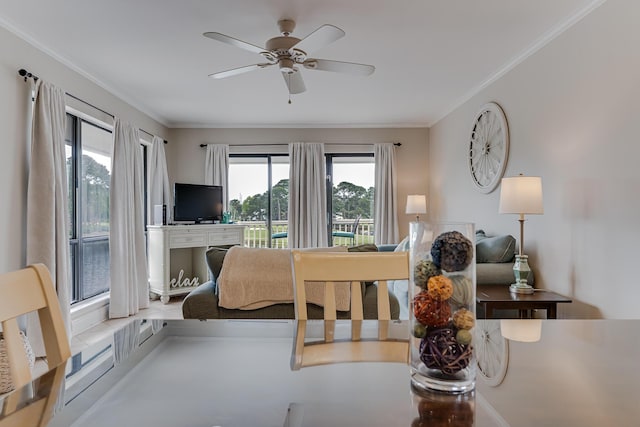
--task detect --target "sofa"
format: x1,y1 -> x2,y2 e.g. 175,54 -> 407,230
182,244 -> 401,320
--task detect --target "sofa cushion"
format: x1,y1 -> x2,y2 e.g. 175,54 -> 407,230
475,231 -> 516,263
182,279 -> 401,320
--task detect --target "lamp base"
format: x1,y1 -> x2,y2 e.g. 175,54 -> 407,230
510,254 -> 533,294
510,282 -> 535,294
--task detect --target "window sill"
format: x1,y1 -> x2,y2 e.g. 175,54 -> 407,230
71,293 -> 110,335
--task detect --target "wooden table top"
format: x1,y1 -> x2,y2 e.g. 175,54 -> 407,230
476,284 -> 573,303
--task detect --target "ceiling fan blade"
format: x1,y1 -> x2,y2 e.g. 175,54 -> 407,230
292,24 -> 345,54
203,32 -> 265,54
282,70 -> 306,94
209,63 -> 271,79
303,59 -> 375,76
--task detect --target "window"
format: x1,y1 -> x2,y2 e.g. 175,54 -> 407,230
228,151 -> 375,247
228,155 -> 289,248
66,114 -> 113,303
326,154 -> 375,245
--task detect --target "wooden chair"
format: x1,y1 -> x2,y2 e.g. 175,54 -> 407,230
0,264 -> 71,391
290,250 -> 410,370
0,363 -> 66,427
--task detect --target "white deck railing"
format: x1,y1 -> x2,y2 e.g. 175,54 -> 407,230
237,218 -> 374,248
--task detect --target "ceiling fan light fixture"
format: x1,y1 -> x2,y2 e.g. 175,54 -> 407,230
279,58 -> 295,73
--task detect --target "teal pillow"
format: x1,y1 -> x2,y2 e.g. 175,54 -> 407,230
476,234 -> 516,263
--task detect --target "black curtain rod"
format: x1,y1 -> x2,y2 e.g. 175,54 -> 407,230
19,68 -> 167,144
18,68 -> 38,81
199,142 -> 402,148
65,92 -> 115,119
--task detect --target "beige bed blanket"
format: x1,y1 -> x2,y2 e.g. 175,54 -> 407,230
217,246 -> 351,311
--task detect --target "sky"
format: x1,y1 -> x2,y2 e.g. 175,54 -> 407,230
228,162 -> 374,202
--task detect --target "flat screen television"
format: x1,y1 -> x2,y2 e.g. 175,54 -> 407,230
173,183 -> 223,223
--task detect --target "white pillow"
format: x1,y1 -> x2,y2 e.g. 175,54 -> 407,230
389,236 -> 410,319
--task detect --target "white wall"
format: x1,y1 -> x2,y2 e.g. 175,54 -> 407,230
0,25 -> 167,274
429,1 -> 640,319
166,127 -> 429,239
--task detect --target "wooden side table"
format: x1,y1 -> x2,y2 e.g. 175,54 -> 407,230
476,285 -> 572,319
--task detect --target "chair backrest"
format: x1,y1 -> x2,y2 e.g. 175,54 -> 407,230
290,250 -> 410,370
0,363 -> 66,427
0,264 -> 71,390
350,215 -> 361,233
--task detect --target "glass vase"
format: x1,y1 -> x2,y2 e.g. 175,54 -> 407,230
409,221 -> 476,394
410,387 -> 475,426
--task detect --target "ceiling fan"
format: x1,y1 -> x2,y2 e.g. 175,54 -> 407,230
203,19 -> 375,100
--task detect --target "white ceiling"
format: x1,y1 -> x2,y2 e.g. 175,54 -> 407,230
0,0 -> 600,128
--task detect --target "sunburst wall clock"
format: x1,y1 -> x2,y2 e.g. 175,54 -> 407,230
468,102 -> 510,193
475,319 -> 509,386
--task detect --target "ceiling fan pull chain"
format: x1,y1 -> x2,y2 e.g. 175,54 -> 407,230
288,73 -> 292,104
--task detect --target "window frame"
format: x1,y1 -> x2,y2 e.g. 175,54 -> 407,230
325,153 -> 375,244
66,113 -> 114,304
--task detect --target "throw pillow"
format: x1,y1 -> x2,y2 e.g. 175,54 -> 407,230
205,245 -> 237,285
0,331 -> 35,393
476,234 -> 516,263
390,237 -> 410,319
347,244 -> 379,253
348,244 -> 379,287
395,236 -> 411,252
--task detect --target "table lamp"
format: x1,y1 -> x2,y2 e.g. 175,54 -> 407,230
499,174 -> 543,294
406,195 -> 426,221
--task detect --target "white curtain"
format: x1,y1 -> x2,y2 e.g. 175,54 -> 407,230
374,143 -> 399,244
204,144 -> 229,210
113,319 -> 140,364
109,119 -> 149,318
288,142 -> 328,248
26,80 -> 72,353
149,136 -> 171,223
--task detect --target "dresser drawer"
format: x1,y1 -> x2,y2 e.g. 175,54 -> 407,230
208,229 -> 242,245
169,232 -> 207,248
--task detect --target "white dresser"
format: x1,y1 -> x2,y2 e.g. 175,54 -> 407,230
147,224 -> 245,303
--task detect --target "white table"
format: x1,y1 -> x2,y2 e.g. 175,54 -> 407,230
3,319 -> 639,426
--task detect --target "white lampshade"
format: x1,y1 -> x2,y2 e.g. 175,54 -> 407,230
499,176 -> 544,215
405,195 -> 427,215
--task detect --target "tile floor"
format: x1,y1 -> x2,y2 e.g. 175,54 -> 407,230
70,295 -> 185,354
